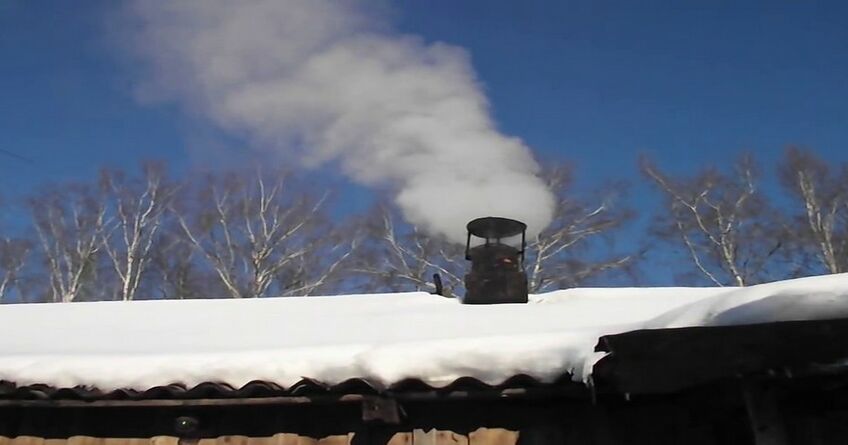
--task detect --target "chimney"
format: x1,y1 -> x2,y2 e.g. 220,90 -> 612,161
463,217 -> 529,304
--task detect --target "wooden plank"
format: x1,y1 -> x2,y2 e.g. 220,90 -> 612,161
386,431 -> 472,445
316,434 -> 352,445
412,429 -> 468,445
386,433 -> 411,445
67,438 -> 107,445
290,434 -> 312,445
21,438 -> 165,445
62,438 -> 92,445
103,439 -> 157,445
269,434 -> 316,445
0,438 -> 44,445
197,436 -> 324,445
244,437 -> 277,445
412,430 -> 436,445
266,434 -> 298,445
467,429 -> 517,445
436,431 -> 467,445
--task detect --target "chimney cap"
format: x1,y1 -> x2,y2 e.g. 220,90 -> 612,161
467,216 -> 527,239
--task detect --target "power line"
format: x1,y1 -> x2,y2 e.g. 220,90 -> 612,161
0,148 -> 34,164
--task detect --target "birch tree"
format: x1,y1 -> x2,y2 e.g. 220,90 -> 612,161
148,230 -> 208,299
352,205 -> 464,295
643,156 -> 778,286
29,186 -> 112,302
0,237 -> 31,302
779,147 -> 848,275
101,163 -> 176,301
525,164 -> 634,292
173,170 -> 354,298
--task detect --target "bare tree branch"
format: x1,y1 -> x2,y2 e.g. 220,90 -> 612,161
29,185 -> 112,302
0,237 -> 31,302
351,204 -> 464,295
100,163 -> 176,301
172,169 -> 352,298
642,156 -> 777,286
525,164 -> 634,292
779,147 -> 848,275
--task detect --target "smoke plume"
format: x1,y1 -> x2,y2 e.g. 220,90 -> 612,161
126,0 -> 555,243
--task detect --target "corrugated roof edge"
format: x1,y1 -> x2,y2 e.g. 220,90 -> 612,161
0,373 -> 587,402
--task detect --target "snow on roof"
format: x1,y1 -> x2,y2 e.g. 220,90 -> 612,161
1,273 -> 848,392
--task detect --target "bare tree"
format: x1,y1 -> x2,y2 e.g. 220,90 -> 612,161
643,156 -> 778,286
100,163 -> 176,301
0,237 -> 31,302
779,147 -> 848,275
525,164 -> 634,292
30,186 -> 112,302
147,229 -> 209,299
173,170 -> 355,298
351,204 -> 464,295
352,164 -> 634,295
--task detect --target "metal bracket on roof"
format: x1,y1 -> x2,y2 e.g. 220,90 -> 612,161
361,396 -> 403,424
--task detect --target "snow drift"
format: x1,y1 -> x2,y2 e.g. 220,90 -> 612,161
124,0 -> 555,243
1,273 -> 848,391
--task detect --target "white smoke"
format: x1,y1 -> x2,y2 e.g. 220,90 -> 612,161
126,0 -> 555,243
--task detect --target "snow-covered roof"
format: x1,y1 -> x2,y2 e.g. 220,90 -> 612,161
2,273 -> 848,392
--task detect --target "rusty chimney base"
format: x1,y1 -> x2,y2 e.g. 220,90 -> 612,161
464,269 -> 529,304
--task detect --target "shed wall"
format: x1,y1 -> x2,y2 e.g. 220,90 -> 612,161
0,429 -> 518,445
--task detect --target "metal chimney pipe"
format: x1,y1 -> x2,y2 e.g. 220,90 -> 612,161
463,217 -> 529,304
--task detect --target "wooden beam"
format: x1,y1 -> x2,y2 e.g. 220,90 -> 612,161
742,380 -> 789,445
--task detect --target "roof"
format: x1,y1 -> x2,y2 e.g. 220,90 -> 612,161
594,316 -> 848,394
1,273 -> 848,399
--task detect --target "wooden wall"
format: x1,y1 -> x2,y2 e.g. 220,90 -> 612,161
387,428 -> 517,445
0,428 -> 518,445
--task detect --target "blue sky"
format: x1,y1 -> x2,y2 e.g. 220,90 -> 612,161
2,1 -> 848,282
401,2 -> 848,171
3,2 -> 847,187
